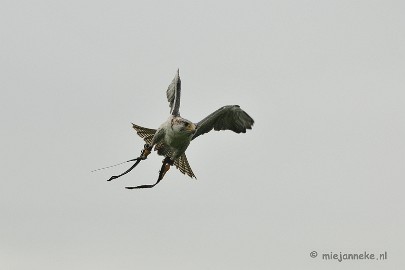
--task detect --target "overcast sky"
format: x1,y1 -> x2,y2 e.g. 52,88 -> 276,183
1,0 -> 404,269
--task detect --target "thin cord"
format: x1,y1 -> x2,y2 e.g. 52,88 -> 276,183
91,159 -> 133,172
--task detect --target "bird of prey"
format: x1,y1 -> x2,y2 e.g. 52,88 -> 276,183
107,69 -> 254,189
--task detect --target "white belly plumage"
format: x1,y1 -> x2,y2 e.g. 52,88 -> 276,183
164,128 -> 192,158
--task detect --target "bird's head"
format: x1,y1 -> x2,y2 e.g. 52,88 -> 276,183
183,120 -> 196,134
172,118 -> 196,135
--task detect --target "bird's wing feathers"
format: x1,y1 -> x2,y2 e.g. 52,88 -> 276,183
174,153 -> 196,179
132,123 -> 196,179
192,105 -> 254,140
132,123 -> 156,145
166,69 -> 181,116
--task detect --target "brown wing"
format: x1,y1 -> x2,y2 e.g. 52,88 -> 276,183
174,153 -> 196,179
132,123 -> 156,145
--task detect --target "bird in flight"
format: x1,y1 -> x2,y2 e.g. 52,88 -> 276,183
107,69 -> 254,189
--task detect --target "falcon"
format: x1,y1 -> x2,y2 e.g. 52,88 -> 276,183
108,69 -> 254,189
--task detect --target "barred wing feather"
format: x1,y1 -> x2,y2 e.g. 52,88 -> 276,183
132,123 -> 156,145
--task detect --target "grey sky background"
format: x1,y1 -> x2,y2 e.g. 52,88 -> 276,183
1,0 -> 404,269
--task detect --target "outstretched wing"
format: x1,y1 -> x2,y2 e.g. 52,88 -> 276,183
192,105 -> 254,140
174,153 -> 196,179
132,123 -> 196,179
132,123 -> 156,145
166,69 -> 181,116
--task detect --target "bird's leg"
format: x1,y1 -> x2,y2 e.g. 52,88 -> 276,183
107,144 -> 153,181
140,143 -> 152,159
125,157 -> 174,189
160,156 -> 173,179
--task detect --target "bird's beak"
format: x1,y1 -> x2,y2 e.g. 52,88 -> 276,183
187,123 -> 197,133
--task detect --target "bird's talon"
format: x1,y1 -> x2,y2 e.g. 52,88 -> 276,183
140,144 -> 152,159
141,148 -> 151,159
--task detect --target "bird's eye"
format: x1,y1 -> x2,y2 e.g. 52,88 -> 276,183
184,122 -> 189,127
